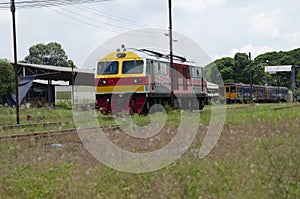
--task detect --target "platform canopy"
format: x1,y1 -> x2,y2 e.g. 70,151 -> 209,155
17,63 -> 94,86
264,65 -> 292,73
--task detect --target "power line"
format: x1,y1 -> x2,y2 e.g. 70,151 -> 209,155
46,6 -> 167,39
1,0 -> 165,34
0,0 -> 113,9
46,6 -> 122,33
2,0 -> 168,38
56,6 -> 133,32
39,3 -> 167,37
77,4 -> 164,29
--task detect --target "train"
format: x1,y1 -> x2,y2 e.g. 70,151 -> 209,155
94,45 -> 208,114
207,82 -> 221,102
224,83 -> 288,103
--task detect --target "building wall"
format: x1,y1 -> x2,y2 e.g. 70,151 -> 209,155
55,85 -> 95,105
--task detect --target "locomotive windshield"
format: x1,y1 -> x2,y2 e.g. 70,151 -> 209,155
122,60 -> 144,74
97,61 -> 118,75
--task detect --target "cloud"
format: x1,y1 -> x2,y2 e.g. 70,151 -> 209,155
0,11 -> 11,24
290,32 -> 300,46
252,12 -> 280,38
229,44 -> 274,58
0,11 -> 13,60
0,0 -> 299,66
118,0 -> 226,12
237,2 -> 300,54
240,4 -> 283,39
210,44 -> 274,61
174,0 -> 226,12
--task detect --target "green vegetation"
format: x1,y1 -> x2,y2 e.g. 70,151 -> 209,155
0,59 -> 15,100
0,104 -> 299,198
23,42 -> 75,67
56,91 -> 72,100
0,106 -> 72,126
56,101 -> 72,109
206,48 -> 300,90
0,107 -> 73,136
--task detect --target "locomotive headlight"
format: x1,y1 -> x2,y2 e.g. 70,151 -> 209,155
116,53 -> 126,58
133,79 -> 140,84
102,79 -> 107,85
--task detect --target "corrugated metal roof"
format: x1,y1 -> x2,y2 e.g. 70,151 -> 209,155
17,62 -> 94,86
17,62 -> 94,74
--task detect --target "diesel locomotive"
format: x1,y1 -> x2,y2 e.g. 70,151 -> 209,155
94,45 -> 208,114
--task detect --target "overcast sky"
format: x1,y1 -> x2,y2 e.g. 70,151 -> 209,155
0,0 -> 299,68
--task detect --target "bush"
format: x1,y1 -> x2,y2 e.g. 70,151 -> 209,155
56,101 -> 72,109
164,103 -> 172,113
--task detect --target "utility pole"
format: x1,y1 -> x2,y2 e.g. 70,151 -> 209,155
168,0 -> 174,107
11,0 -> 20,124
249,52 -> 253,102
72,64 -> 75,107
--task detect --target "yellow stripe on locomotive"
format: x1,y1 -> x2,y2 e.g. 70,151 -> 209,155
96,85 -> 145,93
95,50 -> 146,94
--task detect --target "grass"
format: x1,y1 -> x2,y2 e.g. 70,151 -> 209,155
0,106 -> 73,126
0,103 -> 299,198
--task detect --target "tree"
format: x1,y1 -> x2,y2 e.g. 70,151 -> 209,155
205,62 -> 223,84
234,53 -> 251,83
254,48 -> 300,88
0,59 -> 14,99
23,42 -> 75,67
214,57 -> 236,83
212,48 -> 300,89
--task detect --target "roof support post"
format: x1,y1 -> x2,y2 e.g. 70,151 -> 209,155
291,65 -> 296,102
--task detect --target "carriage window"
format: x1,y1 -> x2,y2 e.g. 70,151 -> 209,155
160,62 -> 168,75
97,61 -> 118,75
182,67 -> 188,90
238,87 -> 243,93
231,86 -> 236,93
154,61 -> 168,75
191,67 -> 202,78
122,60 -> 144,74
172,65 -> 179,90
146,60 -> 152,75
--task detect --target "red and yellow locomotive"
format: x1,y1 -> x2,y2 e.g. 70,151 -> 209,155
95,46 -> 208,114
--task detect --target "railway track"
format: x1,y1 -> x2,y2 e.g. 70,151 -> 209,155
0,125 -> 122,140
270,104 -> 300,110
0,115 -> 184,140
0,109 -> 217,141
0,128 -> 76,140
0,121 -> 72,131
0,115 -> 116,131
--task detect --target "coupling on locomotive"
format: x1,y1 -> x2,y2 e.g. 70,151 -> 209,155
94,45 -> 209,114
